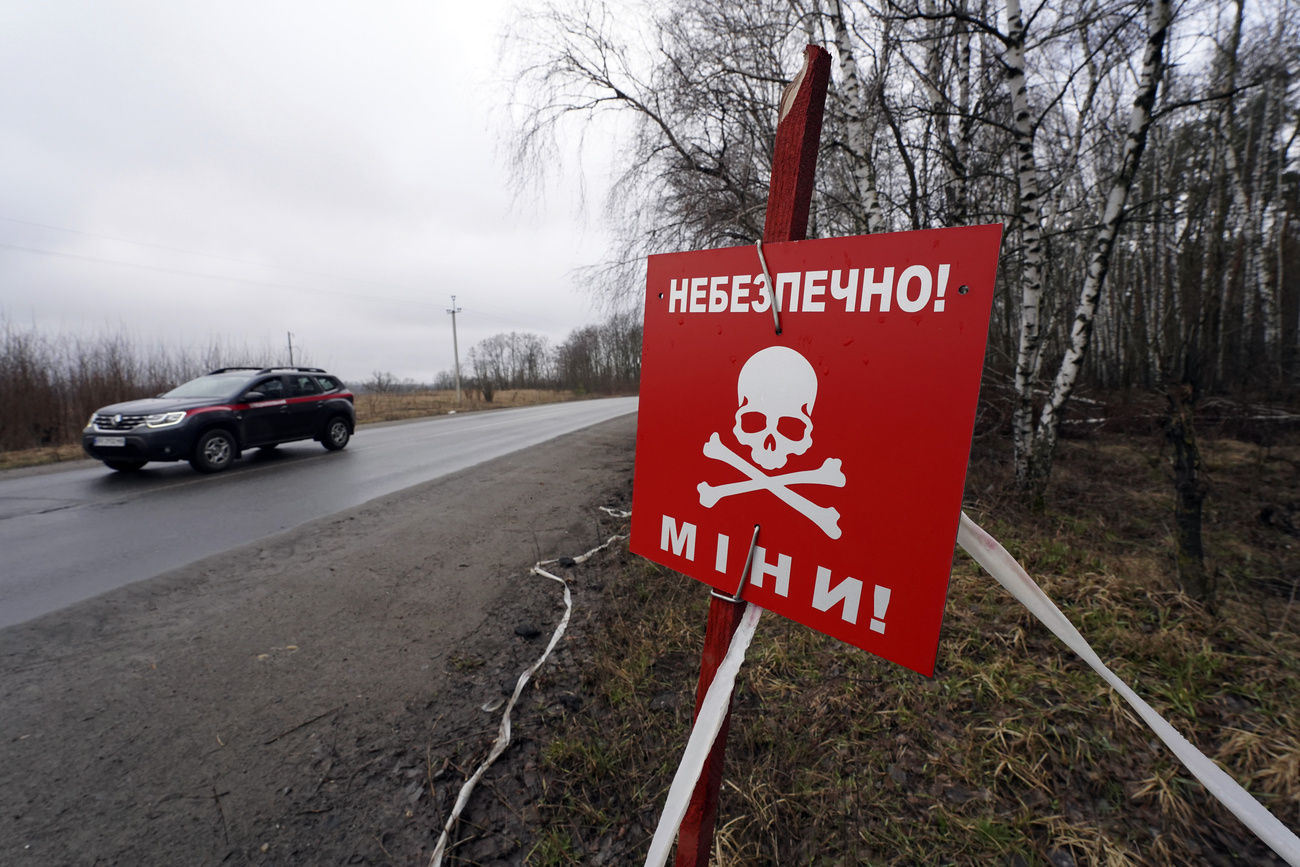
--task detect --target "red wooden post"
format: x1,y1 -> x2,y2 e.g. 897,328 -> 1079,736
672,44 -> 831,867
763,45 -> 833,246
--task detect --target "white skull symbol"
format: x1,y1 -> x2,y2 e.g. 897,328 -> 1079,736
733,346 -> 817,470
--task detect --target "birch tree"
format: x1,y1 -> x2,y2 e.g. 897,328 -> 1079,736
828,0 -> 888,232
1004,0 -> 1052,492
505,0 -> 1296,497
1022,0 -> 1173,496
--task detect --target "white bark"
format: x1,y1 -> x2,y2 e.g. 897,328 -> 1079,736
1033,0 -> 1173,471
1142,203 -> 1162,382
829,0 -> 886,233
1237,107 -> 1263,368
1256,71 -> 1284,368
923,0 -> 962,223
1006,0 -> 1050,489
1212,0 -> 1245,381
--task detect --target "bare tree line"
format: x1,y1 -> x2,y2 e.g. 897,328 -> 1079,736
438,310 -> 643,397
506,0 -> 1298,498
0,308 -> 638,455
0,317 -> 293,451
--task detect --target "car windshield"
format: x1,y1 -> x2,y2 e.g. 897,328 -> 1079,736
162,373 -> 252,399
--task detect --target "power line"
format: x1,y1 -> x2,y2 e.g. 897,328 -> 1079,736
1,240 -> 581,334
0,241 -> 442,310
0,218 -> 592,335
0,215 -> 425,296
0,217 -> 588,329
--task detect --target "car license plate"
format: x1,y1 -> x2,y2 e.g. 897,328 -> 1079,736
94,436 -> 126,447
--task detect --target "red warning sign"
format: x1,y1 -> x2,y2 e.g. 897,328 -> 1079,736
630,224 -> 1002,676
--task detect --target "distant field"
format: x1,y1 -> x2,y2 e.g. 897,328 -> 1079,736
354,387 -> 584,424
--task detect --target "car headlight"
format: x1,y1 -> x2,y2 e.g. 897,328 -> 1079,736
86,414 -> 98,430
145,411 -> 187,428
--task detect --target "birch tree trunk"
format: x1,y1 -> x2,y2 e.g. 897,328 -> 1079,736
1005,0 -> 1051,494
1024,0 -> 1174,496
1212,0 -> 1244,385
829,0 -> 887,233
922,0 -> 963,224
1202,127 -> 1228,385
1235,109 -> 1261,373
1256,70 -> 1284,375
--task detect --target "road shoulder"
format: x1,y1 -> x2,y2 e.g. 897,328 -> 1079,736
0,414 -> 636,866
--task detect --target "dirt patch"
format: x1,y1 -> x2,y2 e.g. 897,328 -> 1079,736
0,415 -> 637,866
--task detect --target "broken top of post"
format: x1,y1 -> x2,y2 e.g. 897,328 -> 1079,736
763,45 -> 832,246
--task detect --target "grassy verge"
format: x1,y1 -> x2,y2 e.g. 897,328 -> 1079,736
0,443 -> 88,472
534,430 -> 1300,866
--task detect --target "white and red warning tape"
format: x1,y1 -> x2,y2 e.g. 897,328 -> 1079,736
645,512 -> 1300,867
645,601 -> 764,867
429,530 -> 628,867
956,512 -> 1300,865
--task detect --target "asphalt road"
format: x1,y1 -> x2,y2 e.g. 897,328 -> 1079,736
0,397 -> 637,629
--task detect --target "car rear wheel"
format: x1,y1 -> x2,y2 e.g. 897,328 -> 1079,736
190,429 -> 236,473
322,417 -> 350,451
104,459 -> 146,472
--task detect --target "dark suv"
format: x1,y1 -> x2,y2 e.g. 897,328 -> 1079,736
82,367 -> 356,473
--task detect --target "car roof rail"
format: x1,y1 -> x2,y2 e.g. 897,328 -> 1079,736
255,366 -> 327,374
208,366 -> 263,374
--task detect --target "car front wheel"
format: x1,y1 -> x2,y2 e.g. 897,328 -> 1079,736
104,459 -> 147,472
322,417 -> 351,451
190,429 -> 236,473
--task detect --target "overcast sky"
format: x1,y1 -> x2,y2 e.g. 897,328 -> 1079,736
0,1 -> 616,385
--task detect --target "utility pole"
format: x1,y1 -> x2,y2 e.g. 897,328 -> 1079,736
286,332 -> 295,367
446,296 -> 463,403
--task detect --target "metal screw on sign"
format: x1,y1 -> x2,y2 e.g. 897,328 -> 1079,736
672,42 -> 832,867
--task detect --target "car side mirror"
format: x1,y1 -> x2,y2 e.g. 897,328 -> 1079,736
243,391 -> 266,402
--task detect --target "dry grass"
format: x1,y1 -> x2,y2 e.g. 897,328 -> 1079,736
534,428 -> 1300,866
354,388 -> 587,425
0,319 -> 287,452
0,443 -> 88,472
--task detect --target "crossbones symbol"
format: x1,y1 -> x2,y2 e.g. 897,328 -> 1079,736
697,433 -> 845,538
696,346 -> 847,539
